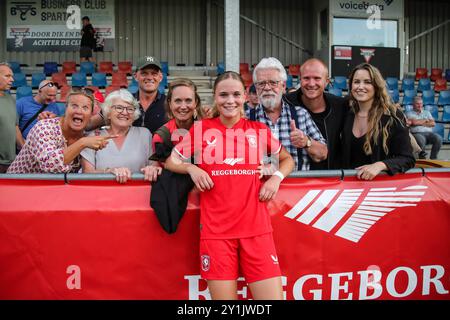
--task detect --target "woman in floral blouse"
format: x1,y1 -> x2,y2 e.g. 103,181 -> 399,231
7,90 -> 114,174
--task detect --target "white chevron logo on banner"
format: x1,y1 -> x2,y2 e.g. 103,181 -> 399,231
284,185 -> 428,243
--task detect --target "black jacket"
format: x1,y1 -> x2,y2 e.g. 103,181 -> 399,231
284,89 -> 349,170
81,24 -> 96,49
341,110 -> 416,175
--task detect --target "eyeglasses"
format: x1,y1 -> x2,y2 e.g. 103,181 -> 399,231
112,105 -> 136,114
38,82 -> 57,90
255,80 -> 281,89
72,86 -> 94,96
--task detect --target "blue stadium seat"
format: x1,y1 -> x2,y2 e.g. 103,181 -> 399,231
442,105 -> 450,122
424,105 -> 439,120
158,83 -> 166,94
386,77 -> 399,91
403,105 -> 413,113
417,78 -> 431,92
92,72 -> 107,88
402,90 -> 416,105
217,62 -> 225,75
31,73 -> 46,88
43,62 -> 58,75
333,76 -> 348,90
161,61 -> 169,75
12,73 -> 27,88
422,90 -> 436,106
401,78 -> 415,92
445,69 -> 450,82
328,88 -> 343,97
71,72 -> 87,87
160,74 -> 168,89
437,90 -> 450,106
432,122 -> 445,139
16,86 -> 33,100
129,77 -> 138,87
388,89 -> 400,103
127,85 -> 138,95
286,75 -> 293,89
80,61 -> 95,75
55,102 -> 66,116
8,61 -> 21,74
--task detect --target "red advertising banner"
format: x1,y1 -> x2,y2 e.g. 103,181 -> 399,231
0,172 -> 449,300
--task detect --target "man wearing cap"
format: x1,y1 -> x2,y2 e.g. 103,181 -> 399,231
0,62 -> 24,173
132,56 -> 167,134
16,80 -> 60,139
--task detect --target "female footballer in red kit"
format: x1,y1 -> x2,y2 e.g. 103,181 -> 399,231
165,71 -> 294,300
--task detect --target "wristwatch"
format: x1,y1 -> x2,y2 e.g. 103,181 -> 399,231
305,136 -> 312,148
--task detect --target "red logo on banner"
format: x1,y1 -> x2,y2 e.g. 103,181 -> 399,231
334,46 -> 352,60
284,185 -> 428,243
360,48 -> 376,63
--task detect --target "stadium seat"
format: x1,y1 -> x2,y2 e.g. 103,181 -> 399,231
288,64 -> 301,77
31,73 -> 46,88
71,72 -> 87,87
98,61 -> 114,74
434,78 -> 448,92
328,88 -> 343,97
161,61 -> 169,75
424,105 -> 439,120
437,90 -> 450,106
62,61 -> 77,75
432,122 -> 445,139
415,67 -> 428,80
80,61 -> 95,75
333,76 -> 348,90
430,68 -> 443,81
51,72 -> 68,87
401,78 -> 415,92
160,74 -> 168,89
16,86 -> 33,100
105,85 -> 120,97
8,61 -> 21,74
92,72 -> 107,88
445,69 -> 450,82
286,75 -> 293,89
422,90 -> 436,106
127,84 -> 138,95
217,62 -> 225,75
12,73 -> 27,88
239,63 -> 250,75
241,72 -> 253,88
417,78 -> 431,92
111,72 -> 128,87
58,85 -> 71,102
402,89 -> 416,105
55,102 -> 66,116
158,83 -> 166,94
118,61 -> 132,75
441,105 -> 450,122
386,77 -> 399,91
129,77 -> 138,87
403,105 -> 413,113
388,89 -> 400,103
43,62 -> 58,75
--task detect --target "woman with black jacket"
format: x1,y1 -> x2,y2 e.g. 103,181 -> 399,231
341,63 -> 415,180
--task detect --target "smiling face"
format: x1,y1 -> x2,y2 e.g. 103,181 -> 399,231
169,85 -> 197,123
351,69 -> 375,106
255,68 -> 285,111
300,60 -> 329,101
134,66 -> 163,94
108,97 -> 136,130
214,78 -> 245,126
64,94 -> 93,133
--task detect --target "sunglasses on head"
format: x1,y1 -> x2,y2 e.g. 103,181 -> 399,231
38,82 -> 57,90
72,86 -> 95,96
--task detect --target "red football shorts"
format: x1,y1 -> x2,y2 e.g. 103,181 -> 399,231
199,233 -> 281,284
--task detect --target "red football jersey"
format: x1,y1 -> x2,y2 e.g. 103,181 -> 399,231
174,117 -> 281,239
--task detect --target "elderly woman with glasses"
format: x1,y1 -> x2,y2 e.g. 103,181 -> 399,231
7,90 -> 112,173
81,89 -> 161,183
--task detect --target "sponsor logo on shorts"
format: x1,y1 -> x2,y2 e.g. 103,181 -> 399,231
271,255 -> 279,265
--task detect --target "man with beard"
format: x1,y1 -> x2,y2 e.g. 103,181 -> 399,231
284,58 -> 348,169
246,57 -> 327,171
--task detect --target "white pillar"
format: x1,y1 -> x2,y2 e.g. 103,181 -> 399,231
224,0 -> 240,73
